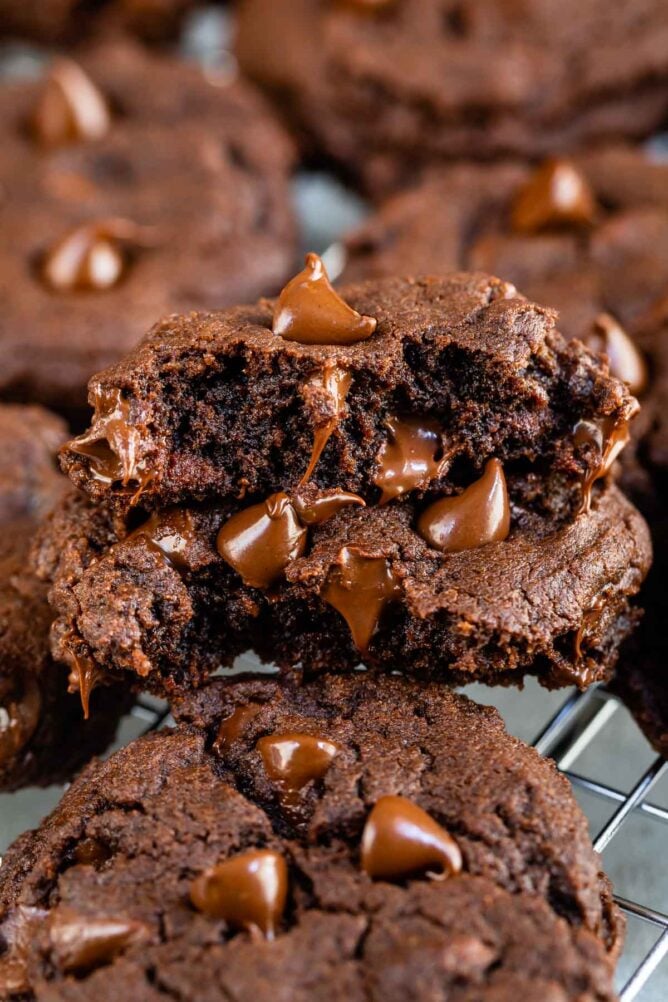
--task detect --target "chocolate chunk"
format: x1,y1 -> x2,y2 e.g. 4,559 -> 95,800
213,704 -> 263,756
273,253 -> 377,345
31,59 -> 110,148
128,508 -> 196,574
257,732 -> 339,808
48,907 -> 149,973
292,488 -> 365,525
574,413 -> 636,514
321,546 -> 403,652
511,159 -> 598,233
68,386 -> 148,489
217,493 -> 308,589
361,795 -> 462,881
417,459 -> 510,553
585,314 -> 648,397
374,416 -> 446,503
190,850 -> 288,940
40,219 -> 154,294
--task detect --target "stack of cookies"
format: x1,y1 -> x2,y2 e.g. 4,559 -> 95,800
0,1 -> 667,999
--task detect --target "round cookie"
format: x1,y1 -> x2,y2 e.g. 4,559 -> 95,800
0,404 -> 130,791
0,674 -> 621,1000
236,0 -> 668,193
0,41 -> 297,414
0,0 -> 195,45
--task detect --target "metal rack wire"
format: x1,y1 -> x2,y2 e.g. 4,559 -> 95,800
120,679 -> 668,1001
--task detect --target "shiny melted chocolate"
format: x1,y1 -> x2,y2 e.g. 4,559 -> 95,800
128,508 -> 196,574
574,589 -> 609,661
256,732 -> 339,809
190,849 -> 288,940
321,545 -> 402,652
48,907 -> 149,973
31,59 -> 110,148
212,704 -> 262,755
511,158 -> 597,233
417,459 -> 510,553
361,795 -> 462,881
574,413 -> 635,514
374,416 -> 446,503
300,363 -> 352,484
41,219 -> 153,294
585,314 -> 648,397
273,253 -> 377,345
67,650 -> 104,720
69,386 -> 148,489
0,675 -> 41,766
217,492 -> 308,589
292,488 -> 365,525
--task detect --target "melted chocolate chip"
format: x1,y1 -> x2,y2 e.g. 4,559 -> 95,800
585,314 -> 648,397
300,362 -> 352,483
74,838 -> 112,868
417,459 -> 510,553
212,704 -> 262,755
217,492 -> 308,589
511,159 -> 597,233
68,386 -> 148,489
128,508 -> 196,573
292,488 -> 365,525
0,675 -> 41,765
190,850 -> 288,940
574,590 -> 609,661
361,795 -> 462,882
321,546 -> 402,652
273,253 -> 377,345
41,219 -> 153,293
31,59 -> 110,148
48,907 -> 149,973
66,650 -> 104,719
574,414 -> 635,514
256,732 -> 339,808
374,416 -> 447,503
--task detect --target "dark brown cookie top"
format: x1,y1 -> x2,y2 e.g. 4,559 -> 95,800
0,0 -> 194,45
0,405 -> 129,790
59,271 -> 637,519
33,480 -> 650,697
236,0 -> 668,192
0,41 -> 297,413
0,676 -> 620,1000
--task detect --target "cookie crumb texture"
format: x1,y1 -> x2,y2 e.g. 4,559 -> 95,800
48,273 -> 649,696
0,41 -> 297,413
0,674 -> 620,1000
236,0 -> 668,193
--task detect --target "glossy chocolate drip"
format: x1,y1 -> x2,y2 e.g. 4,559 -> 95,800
361,795 -> 462,881
190,850 -> 288,940
212,704 -> 262,755
511,159 -> 597,233
217,492 -> 308,589
417,459 -> 510,553
128,508 -> 196,573
257,732 -> 339,809
31,59 -> 110,148
300,363 -> 352,484
273,253 -> 377,345
585,314 -> 648,396
574,591 -> 608,661
67,651 -> 103,719
292,488 -> 365,525
0,675 -> 41,765
48,907 -> 149,973
574,413 -> 635,514
374,416 -> 446,503
41,219 -> 154,293
69,386 -> 147,488
321,546 -> 402,652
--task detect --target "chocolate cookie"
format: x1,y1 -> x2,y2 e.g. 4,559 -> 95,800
0,41 -> 296,414
0,0 -> 194,45
0,674 -> 621,1000
0,404 -> 130,791
34,477 -> 650,699
59,271 -> 636,517
341,148 -> 668,506
236,0 -> 668,194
